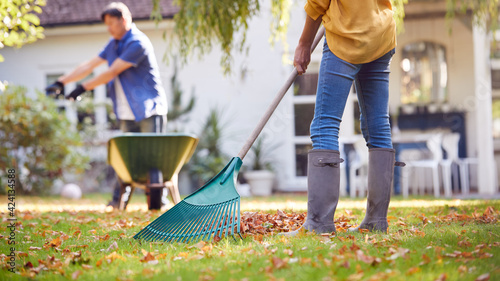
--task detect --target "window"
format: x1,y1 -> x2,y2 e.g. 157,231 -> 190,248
46,73 -> 104,131
400,42 -> 448,104
492,56 -> 500,89
492,69 -> 500,89
295,144 -> 312,176
46,74 -> 62,87
293,73 -> 318,176
294,103 -> 314,136
493,99 -> 500,138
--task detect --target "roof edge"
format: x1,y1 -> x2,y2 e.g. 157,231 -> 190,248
41,15 -> 174,28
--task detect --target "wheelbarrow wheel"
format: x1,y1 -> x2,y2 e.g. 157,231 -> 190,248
147,168 -> 164,210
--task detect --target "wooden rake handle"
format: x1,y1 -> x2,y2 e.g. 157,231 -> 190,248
237,26 -> 326,160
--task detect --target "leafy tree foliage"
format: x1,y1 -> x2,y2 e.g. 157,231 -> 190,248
0,0 -> 45,62
153,0 -> 498,74
446,0 -> 499,32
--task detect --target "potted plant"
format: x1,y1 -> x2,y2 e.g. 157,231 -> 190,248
244,136 -> 276,196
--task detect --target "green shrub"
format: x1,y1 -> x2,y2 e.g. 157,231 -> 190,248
0,82 -> 89,195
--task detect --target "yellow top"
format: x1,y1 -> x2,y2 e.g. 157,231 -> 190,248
305,0 -> 396,64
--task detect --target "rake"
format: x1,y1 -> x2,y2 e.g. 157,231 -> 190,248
133,26 -> 326,243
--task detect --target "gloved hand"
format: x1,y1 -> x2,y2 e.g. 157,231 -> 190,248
45,81 -> 65,98
67,84 -> 86,101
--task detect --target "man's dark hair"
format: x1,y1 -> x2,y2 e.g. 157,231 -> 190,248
101,2 -> 132,22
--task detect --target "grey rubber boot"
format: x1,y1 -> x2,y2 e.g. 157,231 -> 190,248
281,149 -> 343,236
349,148 -> 403,233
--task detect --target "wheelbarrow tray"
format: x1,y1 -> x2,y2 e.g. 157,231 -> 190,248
107,133 -> 198,185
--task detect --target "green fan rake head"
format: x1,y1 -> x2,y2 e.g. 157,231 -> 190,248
133,157 -> 243,243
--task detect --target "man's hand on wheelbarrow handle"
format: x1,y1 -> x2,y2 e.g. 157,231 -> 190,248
45,81 -> 65,98
67,84 -> 86,101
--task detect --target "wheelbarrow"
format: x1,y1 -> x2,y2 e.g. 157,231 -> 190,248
107,133 -> 199,210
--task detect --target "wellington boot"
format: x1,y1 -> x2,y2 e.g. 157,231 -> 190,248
349,148 -> 404,233
281,149 -> 343,236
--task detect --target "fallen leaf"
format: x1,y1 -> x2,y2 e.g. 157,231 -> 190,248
97,251 -> 126,266
44,237 -> 62,249
142,268 -> 157,277
368,272 -> 392,281
23,214 -> 34,220
21,272 -> 37,278
458,265 -> 468,274
341,261 -> 350,268
271,256 -> 287,269
71,270 -> 83,280
350,243 -> 360,252
356,250 -> 375,265
107,241 -> 118,252
277,209 -> 287,218
140,252 -> 156,263
188,241 -> 206,250
420,254 -> 431,266
407,267 -> 421,275
483,207 -> 496,217
16,251 -> 28,257
346,272 -> 364,281
99,234 -> 110,241
178,252 -> 189,258
458,239 -> 472,248
156,253 -> 168,260
300,258 -> 312,265
475,273 -> 490,281
434,273 -> 447,281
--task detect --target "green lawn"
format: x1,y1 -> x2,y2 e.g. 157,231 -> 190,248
1,193 -> 499,280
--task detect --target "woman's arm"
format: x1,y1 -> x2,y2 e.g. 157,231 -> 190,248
294,15 -> 323,75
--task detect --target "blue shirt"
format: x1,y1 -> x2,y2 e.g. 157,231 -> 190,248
99,24 -> 168,121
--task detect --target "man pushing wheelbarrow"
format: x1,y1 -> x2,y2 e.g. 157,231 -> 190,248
46,2 -> 170,210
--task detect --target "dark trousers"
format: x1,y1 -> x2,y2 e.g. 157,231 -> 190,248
119,115 -> 167,133
110,115 -> 167,204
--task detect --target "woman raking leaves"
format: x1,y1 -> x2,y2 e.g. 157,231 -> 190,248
282,0 -> 405,235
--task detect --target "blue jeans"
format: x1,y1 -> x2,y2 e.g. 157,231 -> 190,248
311,40 -> 395,150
